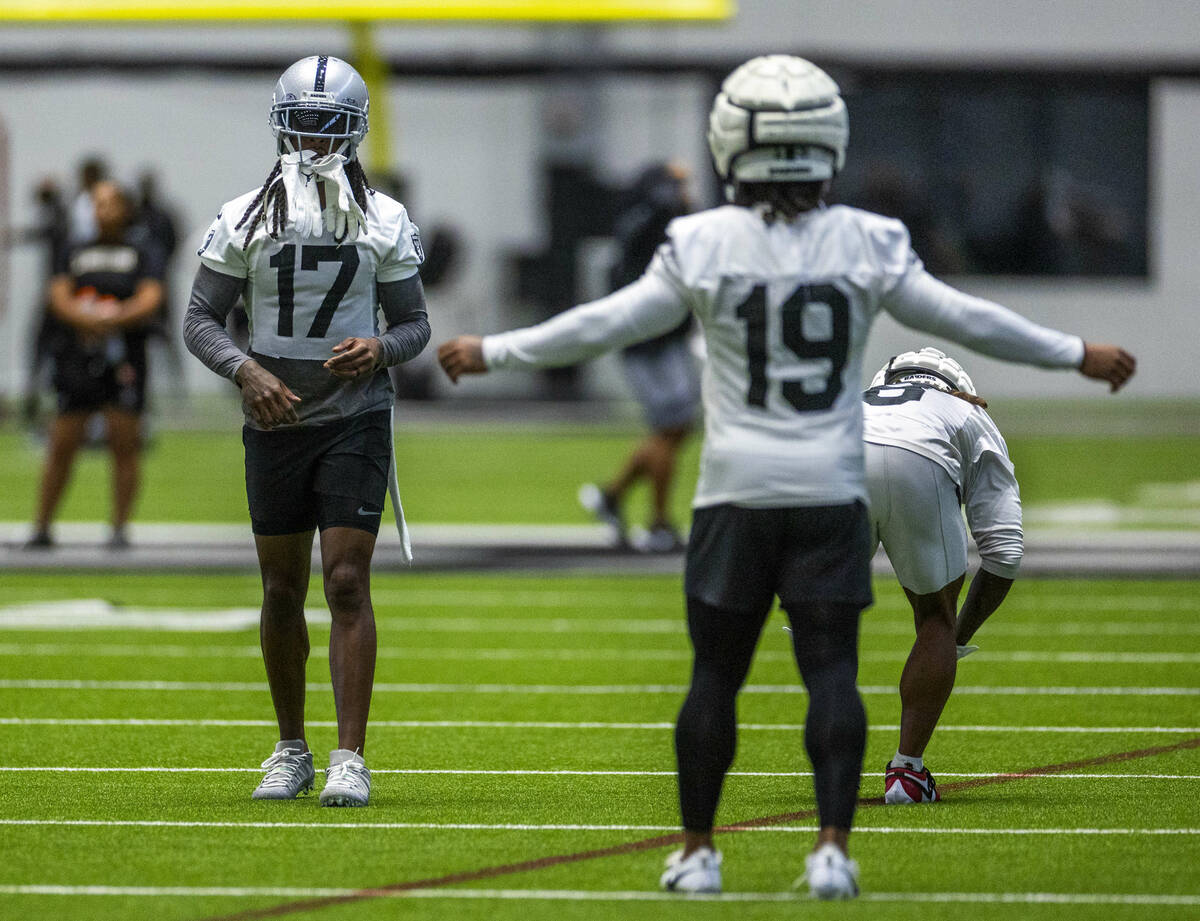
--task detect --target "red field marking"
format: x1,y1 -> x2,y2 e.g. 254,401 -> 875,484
197,735 -> 1200,921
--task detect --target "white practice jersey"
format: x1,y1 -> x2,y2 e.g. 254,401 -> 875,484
483,203 -> 1084,510
862,383 -> 1022,575
198,187 -> 422,361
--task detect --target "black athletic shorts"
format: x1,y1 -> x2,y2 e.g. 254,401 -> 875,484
53,341 -> 148,415
243,410 -> 391,537
684,501 -> 873,613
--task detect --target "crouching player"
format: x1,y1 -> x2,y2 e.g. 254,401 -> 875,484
863,348 -> 1020,803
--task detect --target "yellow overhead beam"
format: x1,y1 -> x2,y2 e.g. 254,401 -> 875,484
0,0 -> 734,23
348,21 -> 392,178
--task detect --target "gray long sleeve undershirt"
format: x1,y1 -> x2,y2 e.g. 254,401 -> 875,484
183,264 -> 430,382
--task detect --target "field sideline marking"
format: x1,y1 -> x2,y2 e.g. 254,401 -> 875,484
5,605 -> 1200,637
2,819 -> 1197,835
2,885 -> 1198,906
4,642 -> 1198,665
4,679 -> 1198,696
3,766 -> 1199,781
192,734 -> 1200,921
5,717 -> 1199,734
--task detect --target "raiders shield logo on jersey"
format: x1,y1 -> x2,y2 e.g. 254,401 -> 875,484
410,228 -> 425,264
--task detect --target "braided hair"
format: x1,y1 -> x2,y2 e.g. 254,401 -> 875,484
234,157 -> 373,249
733,180 -> 825,225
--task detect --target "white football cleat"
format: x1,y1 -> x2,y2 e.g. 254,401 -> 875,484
252,741 -> 314,800
320,749 -> 371,807
956,644 -> 979,659
800,842 -> 859,900
660,846 -> 722,893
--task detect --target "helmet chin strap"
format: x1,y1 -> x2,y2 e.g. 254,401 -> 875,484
278,148 -> 367,242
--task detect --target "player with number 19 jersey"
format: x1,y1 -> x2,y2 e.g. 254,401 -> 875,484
482,202 -> 1083,510
197,187 -> 423,428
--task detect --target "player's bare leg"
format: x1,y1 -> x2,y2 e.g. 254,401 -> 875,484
103,407 -> 141,537
606,424 -> 690,522
32,411 -> 89,539
319,526 -> 378,754
644,424 -> 691,528
898,574 -> 964,757
255,531 -> 314,746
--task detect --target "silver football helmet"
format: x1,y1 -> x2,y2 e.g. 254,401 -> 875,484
707,55 -> 848,197
270,55 -> 369,158
870,347 -> 977,395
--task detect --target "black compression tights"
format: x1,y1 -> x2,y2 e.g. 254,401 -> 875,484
674,596 -> 867,831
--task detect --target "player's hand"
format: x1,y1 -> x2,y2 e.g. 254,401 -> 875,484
437,336 -> 487,383
235,359 -> 302,429
1080,343 -> 1137,393
324,337 -> 382,380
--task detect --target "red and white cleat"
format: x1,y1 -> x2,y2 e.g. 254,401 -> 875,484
884,762 -> 940,804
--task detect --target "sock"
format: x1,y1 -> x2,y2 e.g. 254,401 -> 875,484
890,751 -> 924,772
276,738 -> 306,753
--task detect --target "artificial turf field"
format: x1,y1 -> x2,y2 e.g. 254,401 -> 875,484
1,571 -> 1198,920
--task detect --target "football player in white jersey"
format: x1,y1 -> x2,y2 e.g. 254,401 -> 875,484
437,55 -> 1135,898
183,56 -> 430,807
863,348 -> 1020,805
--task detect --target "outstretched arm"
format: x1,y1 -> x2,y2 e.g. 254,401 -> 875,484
437,269 -> 690,383
884,271 -> 1136,391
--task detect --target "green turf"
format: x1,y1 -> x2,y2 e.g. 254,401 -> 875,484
2,409 -> 1197,526
0,572 -> 1197,920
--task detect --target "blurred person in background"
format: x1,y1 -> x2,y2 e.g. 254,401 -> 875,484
862,347 -> 1021,804
66,155 -> 108,246
184,55 -> 429,808
28,180 -> 164,549
577,160 -> 700,553
20,177 -> 71,424
437,55 -> 1135,899
133,169 -> 188,395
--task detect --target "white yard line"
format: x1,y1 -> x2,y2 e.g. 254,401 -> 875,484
4,642 -> 1198,665
0,884 -> 1197,906
3,717 -> 1198,734
2,818 -> 1197,835
2,679 -> 1197,695
4,602 -> 1200,636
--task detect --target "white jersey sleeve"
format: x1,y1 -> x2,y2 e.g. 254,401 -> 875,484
882,270 -> 1085,369
376,205 -> 423,284
482,261 -> 690,369
960,413 -> 1023,578
196,191 -> 257,280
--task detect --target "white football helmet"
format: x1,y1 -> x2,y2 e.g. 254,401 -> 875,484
870,347 -> 977,395
707,55 -> 848,196
270,55 -> 369,158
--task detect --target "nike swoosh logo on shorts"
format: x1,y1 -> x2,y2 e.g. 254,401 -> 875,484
356,506 -> 379,516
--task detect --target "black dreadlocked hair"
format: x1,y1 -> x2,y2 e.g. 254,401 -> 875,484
733,180 -> 826,225
234,158 -> 373,250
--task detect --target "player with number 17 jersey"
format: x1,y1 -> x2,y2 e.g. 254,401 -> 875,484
196,187 -> 422,428
482,200 -> 1083,511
